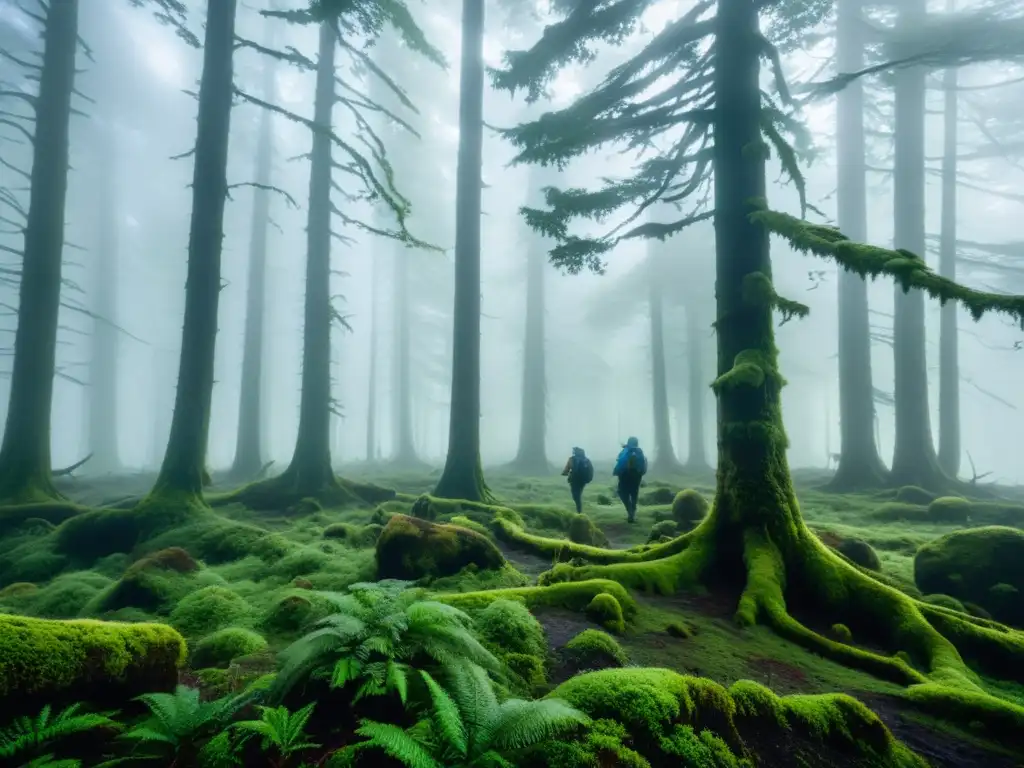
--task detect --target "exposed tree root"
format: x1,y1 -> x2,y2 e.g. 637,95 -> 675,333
491,506 -> 1024,733
53,453 -> 93,478
0,500 -> 88,535
211,466 -> 396,511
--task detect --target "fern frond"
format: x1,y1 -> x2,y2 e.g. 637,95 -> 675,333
0,703 -> 119,758
24,756 -> 81,768
419,671 -> 467,758
484,698 -> 589,752
354,721 -> 441,768
386,661 -> 410,705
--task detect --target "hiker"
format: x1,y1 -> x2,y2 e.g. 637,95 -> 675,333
613,436 -> 647,523
561,446 -> 594,514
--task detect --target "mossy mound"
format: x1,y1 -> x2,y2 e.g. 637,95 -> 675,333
542,668 -> 925,768
895,486 -> 937,506
375,514 -> 505,580
835,539 -> 881,572
648,519 -> 680,543
474,597 -> 547,659
671,489 -> 710,527
260,593 -> 316,634
926,496 -> 972,524
568,514 -> 608,547
22,572 -> 114,619
914,526 -> 1024,626
585,592 -> 625,633
921,594 -> 966,613
561,629 -> 628,673
89,547 -> 213,614
639,486 -> 678,506
321,522 -> 383,547
0,614 -> 184,714
190,627 -> 268,668
169,585 -> 253,638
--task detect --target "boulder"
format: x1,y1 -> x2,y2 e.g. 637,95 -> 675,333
375,514 -> 505,580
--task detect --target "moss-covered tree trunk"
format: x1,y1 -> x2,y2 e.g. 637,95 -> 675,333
392,243 -> 420,466
937,53 -> 960,478
0,0 -> 79,503
512,168 -> 549,475
230,47 -> 276,480
683,301 -> 710,472
827,0 -> 888,491
278,21 -> 337,495
648,244 -> 681,474
433,0 -> 492,502
889,0 -> 947,491
87,126 -> 121,475
152,0 -> 236,498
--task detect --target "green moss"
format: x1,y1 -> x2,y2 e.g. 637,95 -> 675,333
638,486 -> 677,506
648,520 -> 680,543
260,593 -> 315,634
835,538 -> 881,571
0,614 -> 185,708
830,623 -> 853,643
671,489 -> 710,527
922,594 -> 966,613
564,629 -> 628,668
713,349 -> 772,391
448,515 -> 492,538
895,486 -> 938,506
190,627 -> 268,668
169,586 -> 253,637
322,522 -> 383,547
665,621 -> 693,639
568,514 -> 608,547
475,597 -> 547,658
586,592 -> 625,633
28,572 -> 113,618
439,578 -> 637,619
375,514 -> 505,580
536,718 -> 650,768
927,496 -> 971,523
504,651 -> 547,692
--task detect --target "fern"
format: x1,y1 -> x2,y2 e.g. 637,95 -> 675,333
354,665 -> 589,767
270,581 -> 501,708
233,703 -> 319,765
0,703 -> 120,760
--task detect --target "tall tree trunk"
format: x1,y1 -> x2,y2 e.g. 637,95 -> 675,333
392,242 -> 419,465
366,248 -> 379,462
827,0 -> 888,490
937,39 -> 960,477
433,0 -> 491,502
889,0 -> 947,490
512,172 -> 548,474
87,127 -> 121,474
280,21 -> 336,493
0,0 -> 79,502
648,245 -> 681,473
230,43 -> 276,480
684,301 -> 710,471
152,0 -> 237,498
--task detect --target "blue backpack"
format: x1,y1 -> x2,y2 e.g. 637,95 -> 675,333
623,447 -> 647,477
573,455 -> 594,485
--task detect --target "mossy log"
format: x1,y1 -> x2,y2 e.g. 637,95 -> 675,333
0,614 -> 185,714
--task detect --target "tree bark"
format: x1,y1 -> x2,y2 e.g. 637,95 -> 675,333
280,21 -> 337,494
230,42 -> 276,480
392,241 -> 419,465
433,0 -> 491,502
366,246 -> 380,462
889,0 -> 948,490
683,301 -> 710,471
827,0 -> 888,490
87,126 -> 121,475
0,0 -> 79,502
937,45 -> 960,477
153,0 -> 237,497
512,168 -> 549,474
648,244 -> 681,473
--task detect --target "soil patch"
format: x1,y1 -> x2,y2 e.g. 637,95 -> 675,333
746,656 -> 808,695
494,540 -> 550,581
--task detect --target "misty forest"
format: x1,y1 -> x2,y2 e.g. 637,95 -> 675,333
4,0 -> 1024,765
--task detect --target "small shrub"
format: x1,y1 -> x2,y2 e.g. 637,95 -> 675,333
190,627 -> 267,668
169,586 -> 252,637
585,592 -> 625,633
475,598 -> 547,658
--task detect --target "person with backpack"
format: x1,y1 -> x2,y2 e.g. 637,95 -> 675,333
561,446 -> 594,514
612,436 -> 647,523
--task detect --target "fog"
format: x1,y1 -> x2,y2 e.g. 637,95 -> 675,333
3,0 -> 1024,483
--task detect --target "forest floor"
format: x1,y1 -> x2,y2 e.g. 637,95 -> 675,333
4,464 -> 1024,766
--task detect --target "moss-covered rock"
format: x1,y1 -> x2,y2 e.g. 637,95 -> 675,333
639,486 -> 677,506
914,526 -> 1024,626
322,522 -> 382,547
475,598 -> 547,658
375,514 -> 505,581
562,629 -> 628,672
0,614 -> 184,713
835,538 -> 881,572
261,594 -> 315,634
545,668 -> 925,767
648,520 -> 680,543
190,627 -> 268,668
896,485 -> 937,505
567,514 -> 608,547
671,489 -> 710,527
927,496 -> 971,524
585,592 -> 625,633
90,547 -> 205,614
169,586 -> 253,637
